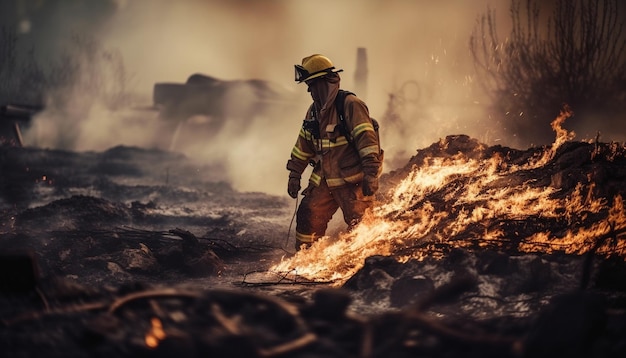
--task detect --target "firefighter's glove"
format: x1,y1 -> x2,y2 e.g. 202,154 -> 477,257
288,174 -> 301,199
362,175 -> 379,196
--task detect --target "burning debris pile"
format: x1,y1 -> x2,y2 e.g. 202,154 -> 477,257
272,111 -> 626,284
1,110 -> 626,356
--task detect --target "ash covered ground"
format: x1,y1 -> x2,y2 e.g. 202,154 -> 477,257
1,133 -> 626,357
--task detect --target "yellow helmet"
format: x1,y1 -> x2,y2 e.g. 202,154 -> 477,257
294,54 -> 343,83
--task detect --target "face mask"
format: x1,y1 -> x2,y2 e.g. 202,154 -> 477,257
306,78 -> 323,103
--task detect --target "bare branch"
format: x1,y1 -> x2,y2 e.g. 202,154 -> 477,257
470,0 -> 626,145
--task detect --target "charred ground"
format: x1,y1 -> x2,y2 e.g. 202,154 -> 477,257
0,134 -> 625,357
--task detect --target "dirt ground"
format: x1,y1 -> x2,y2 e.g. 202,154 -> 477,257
1,136 -> 625,357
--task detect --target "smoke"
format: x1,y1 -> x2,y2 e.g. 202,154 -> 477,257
12,0 -> 516,195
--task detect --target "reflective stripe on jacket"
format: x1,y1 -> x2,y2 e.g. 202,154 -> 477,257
287,92 -> 382,189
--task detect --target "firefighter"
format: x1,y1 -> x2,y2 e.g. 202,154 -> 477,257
287,54 -> 383,250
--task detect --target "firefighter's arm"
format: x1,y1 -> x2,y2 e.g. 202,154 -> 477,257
345,98 -> 381,175
286,127 -> 316,176
286,126 -> 315,197
345,98 -> 381,196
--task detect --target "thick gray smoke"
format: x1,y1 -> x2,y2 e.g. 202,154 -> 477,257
8,0 -> 515,195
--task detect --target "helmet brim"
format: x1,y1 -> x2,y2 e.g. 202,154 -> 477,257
297,68 -> 343,83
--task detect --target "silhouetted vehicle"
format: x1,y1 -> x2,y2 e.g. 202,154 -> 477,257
152,73 -> 302,151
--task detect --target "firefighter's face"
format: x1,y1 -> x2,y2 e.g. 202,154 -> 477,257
305,77 -> 323,103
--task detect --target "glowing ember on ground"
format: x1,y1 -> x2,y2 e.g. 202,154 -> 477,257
145,317 -> 166,348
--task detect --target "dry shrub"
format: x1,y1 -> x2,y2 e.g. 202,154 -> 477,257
470,0 -> 626,146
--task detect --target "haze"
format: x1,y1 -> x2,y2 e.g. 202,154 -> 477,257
3,0 -> 527,195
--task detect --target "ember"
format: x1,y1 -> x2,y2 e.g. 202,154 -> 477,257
145,317 -> 166,348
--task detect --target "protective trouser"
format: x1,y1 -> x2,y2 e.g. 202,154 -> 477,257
295,179 -> 373,250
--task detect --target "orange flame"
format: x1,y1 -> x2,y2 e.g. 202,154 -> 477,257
524,104 -> 575,169
521,195 -> 626,256
271,107 -> 625,285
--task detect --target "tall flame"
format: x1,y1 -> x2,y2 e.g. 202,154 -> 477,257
522,104 -> 576,169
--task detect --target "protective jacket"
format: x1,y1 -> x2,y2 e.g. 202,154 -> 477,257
286,85 -> 382,188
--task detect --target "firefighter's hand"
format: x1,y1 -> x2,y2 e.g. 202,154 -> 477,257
288,177 -> 301,198
362,175 -> 379,196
